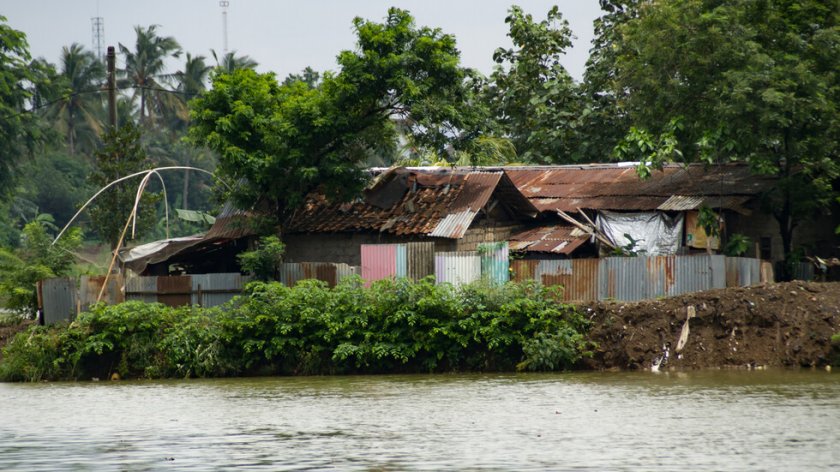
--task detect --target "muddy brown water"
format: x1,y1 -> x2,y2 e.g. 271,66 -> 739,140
2,370 -> 838,471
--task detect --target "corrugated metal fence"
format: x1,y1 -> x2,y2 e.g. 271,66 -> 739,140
361,242 -> 512,287
277,262 -> 359,287
38,275 -> 126,324
125,273 -> 250,307
513,255 -> 772,302
361,242 -> 435,286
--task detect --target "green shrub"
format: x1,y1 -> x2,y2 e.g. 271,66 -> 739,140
1,277 -> 593,381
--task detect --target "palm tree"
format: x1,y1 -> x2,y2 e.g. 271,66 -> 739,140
211,49 -> 258,74
118,25 -> 182,126
175,53 -> 212,98
173,53 -> 214,208
40,44 -> 105,155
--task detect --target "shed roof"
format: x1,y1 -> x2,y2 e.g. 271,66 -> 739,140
288,167 -> 538,238
502,163 -> 774,213
508,225 -> 590,254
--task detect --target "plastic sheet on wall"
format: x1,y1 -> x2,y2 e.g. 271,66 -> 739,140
596,211 -> 684,255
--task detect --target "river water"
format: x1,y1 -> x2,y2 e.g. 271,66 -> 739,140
1,370 -> 838,471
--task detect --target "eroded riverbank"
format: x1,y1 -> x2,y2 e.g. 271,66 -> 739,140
584,281 -> 840,370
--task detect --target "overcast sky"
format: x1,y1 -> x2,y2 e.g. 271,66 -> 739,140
5,1 -> 604,82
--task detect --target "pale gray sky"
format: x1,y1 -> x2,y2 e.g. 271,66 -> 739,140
5,1 -> 603,81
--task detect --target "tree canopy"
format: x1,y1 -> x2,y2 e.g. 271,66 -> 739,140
0,16 -> 44,196
188,8 -> 475,225
596,0 -> 840,261
483,6 -> 580,164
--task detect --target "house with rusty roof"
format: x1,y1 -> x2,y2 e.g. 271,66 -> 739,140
120,162 -> 836,275
501,163 -> 781,258
281,167 -> 540,265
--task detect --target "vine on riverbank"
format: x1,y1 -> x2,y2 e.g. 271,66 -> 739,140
0,277 -> 592,381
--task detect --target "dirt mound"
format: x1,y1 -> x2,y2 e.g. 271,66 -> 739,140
581,281 -> 840,370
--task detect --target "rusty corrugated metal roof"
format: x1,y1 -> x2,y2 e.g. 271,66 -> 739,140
289,168 -> 537,239
503,164 -> 774,213
508,225 -> 590,254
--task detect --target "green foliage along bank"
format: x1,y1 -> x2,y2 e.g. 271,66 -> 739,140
0,277 -> 592,382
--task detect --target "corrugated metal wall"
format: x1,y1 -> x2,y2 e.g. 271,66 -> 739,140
599,256 -> 647,301
277,262 -> 357,288
361,242 -> 436,285
40,277 -> 76,324
510,259 -> 598,301
79,275 -> 125,313
192,273 -> 252,307
125,275 -> 157,303
361,244 -> 397,286
478,242 -> 510,285
514,255 -> 756,302
725,257 -> 761,287
125,273 -> 250,307
406,242 -> 435,280
435,251 -> 482,286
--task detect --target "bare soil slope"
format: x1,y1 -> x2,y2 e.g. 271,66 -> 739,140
582,281 -> 840,370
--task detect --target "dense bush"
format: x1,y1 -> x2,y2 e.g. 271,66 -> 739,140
0,277 -> 593,381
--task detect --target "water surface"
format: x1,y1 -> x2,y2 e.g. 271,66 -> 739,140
2,370 -> 838,470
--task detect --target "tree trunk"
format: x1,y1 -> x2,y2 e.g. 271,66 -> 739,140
68,108 -> 75,155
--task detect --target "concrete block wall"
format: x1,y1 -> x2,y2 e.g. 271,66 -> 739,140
455,224 -> 523,252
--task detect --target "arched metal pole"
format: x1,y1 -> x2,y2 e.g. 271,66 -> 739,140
52,166 -> 223,245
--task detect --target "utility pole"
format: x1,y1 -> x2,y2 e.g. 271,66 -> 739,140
107,46 -> 117,129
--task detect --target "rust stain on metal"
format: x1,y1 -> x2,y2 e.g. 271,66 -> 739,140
511,259 -> 538,282
504,164 -> 775,213
314,263 -> 338,287
156,275 -> 191,307
508,225 -> 588,254
665,256 -> 675,292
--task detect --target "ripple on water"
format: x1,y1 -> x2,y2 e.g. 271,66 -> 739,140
1,370 -> 839,471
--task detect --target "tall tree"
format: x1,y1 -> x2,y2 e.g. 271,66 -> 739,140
189,9 -> 474,228
483,5 -> 581,164
0,16 -> 44,196
603,0 -> 840,264
89,123 -> 161,249
118,25 -> 182,126
211,49 -> 258,74
175,53 -> 212,99
42,43 -> 105,155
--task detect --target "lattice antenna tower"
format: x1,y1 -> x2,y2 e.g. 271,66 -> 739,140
91,17 -> 105,62
220,0 -> 230,54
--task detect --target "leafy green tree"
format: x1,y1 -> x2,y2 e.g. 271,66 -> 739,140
118,25 -> 182,126
0,16 -> 45,196
282,66 -> 320,88
189,9 -> 475,227
17,150 -> 95,227
42,43 -> 105,155
237,235 -> 285,280
600,0 -> 840,263
0,220 -> 81,314
89,123 -> 161,249
483,5 -> 581,164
